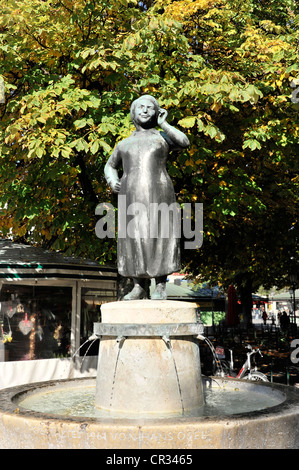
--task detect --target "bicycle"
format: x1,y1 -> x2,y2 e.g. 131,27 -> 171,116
213,344 -> 269,382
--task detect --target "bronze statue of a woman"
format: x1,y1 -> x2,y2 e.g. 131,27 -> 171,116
104,95 -> 189,300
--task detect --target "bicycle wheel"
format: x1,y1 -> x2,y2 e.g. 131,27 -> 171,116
242,371 -> 269,382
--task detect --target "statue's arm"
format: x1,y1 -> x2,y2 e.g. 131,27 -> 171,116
158,109 -> 190,149
104,146 -> 121,193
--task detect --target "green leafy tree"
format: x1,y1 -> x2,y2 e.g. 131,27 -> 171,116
160,0 -> 299,321
0,0 -> 143,259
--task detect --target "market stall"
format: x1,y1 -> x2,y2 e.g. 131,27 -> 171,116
0,240 -> 117,389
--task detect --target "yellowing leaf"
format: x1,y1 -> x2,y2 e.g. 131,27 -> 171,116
178,116 -> 196,128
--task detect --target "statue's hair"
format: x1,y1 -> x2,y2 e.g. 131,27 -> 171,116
130,95 -> 159,127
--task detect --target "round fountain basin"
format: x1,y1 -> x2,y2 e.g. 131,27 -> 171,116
0,376 -> 298,449
16,377 -> 284,418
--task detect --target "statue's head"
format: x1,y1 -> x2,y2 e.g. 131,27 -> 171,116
130,95 -> 160,129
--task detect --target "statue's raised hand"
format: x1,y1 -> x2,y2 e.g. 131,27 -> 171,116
157,108 -> 168,127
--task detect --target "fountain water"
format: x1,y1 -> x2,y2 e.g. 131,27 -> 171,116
0,300 -> 298,449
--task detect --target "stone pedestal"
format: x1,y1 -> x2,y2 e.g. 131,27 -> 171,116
94,300 -> 204,417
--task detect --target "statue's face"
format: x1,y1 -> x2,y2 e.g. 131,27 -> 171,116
134,97 -> 157,128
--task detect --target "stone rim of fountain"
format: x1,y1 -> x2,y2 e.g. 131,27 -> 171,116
1,376 -> 299,448
93,321 -> 204,338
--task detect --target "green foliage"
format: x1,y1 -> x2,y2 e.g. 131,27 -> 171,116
199,311 -> 226,326
0,0 -> 298,296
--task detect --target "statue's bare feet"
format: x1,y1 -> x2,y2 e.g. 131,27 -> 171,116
124,284 -> 148,300
151,282 -> 167,300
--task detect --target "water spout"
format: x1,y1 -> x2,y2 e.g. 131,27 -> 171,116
109,338 -> 123,409
162,335 -> 170,346
79,337 -> 99,371
202,336 -> 225,376
71,334 -> 99,371
164,338 -> 185,415
116,335 -> 126,346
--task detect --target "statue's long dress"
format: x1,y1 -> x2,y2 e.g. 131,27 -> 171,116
107,129 -> 180,278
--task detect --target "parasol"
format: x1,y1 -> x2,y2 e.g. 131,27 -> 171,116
226,284 -> 239,326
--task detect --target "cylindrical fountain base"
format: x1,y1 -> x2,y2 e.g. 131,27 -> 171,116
94,300 -> 204,416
